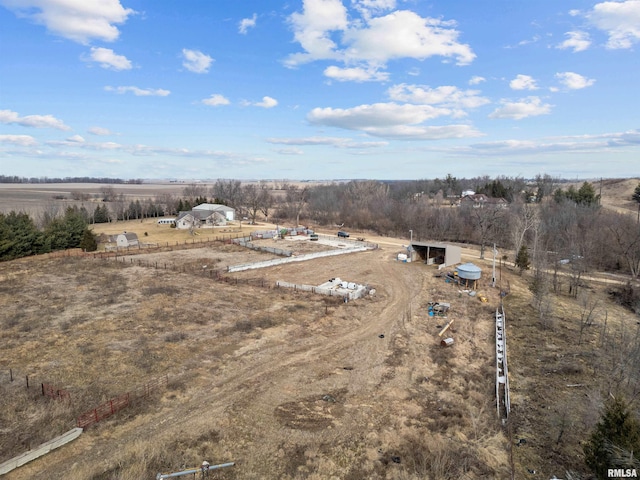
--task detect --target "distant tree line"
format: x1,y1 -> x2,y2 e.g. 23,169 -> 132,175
0,175 -> 142,184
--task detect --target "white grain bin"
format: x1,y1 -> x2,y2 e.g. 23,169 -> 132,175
456,263 -> 482,289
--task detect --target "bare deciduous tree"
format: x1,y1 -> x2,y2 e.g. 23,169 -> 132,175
607,213 -> 640,278
466,204 -> 505,259
182,183 -> 207,200
100,185 -> 116,202
211,180 -> 242,209
511,202 -> 539,264
578,292 -> 600,345
285,185 -> 308,227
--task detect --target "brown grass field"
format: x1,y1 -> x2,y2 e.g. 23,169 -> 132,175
0,179 -> 639,479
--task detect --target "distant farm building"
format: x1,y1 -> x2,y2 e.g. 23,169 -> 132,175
192,203 -> 235,221
460,194 -> 508,208
157,218 -> 176,225
116,232 -> 139,248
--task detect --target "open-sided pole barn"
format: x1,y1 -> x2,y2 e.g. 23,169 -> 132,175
408,242 -> 461,269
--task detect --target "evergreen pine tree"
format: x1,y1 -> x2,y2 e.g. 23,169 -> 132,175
633,182 -> 640,222
93,204 -> 110,223
584,396 -> 640,478
79,228 -> 98,252
515,244 -> 530,273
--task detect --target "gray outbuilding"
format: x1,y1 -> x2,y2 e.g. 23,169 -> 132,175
409,242 -> 461,268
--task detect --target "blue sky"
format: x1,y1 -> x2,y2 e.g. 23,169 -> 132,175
1,0 -> 639,181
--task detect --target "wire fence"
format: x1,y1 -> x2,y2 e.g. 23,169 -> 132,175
0,368 -> 169,430
0,369 -> 71,401
77,374 -> 169,429
92,233 -> 246,259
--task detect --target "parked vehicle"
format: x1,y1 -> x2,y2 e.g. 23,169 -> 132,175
310,233 -> 319,241
337,231 -> 350,238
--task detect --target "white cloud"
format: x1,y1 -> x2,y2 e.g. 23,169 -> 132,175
105,86 -> 170,96
459,129 -> 640,157
88,126 -> 113,136
37,138 -> 267,167
342,10 -> 475,66
489,97 -> 552,120
67,134 -> 85,143
586,0 -> 640,49
285,2 -> 475,81
86,47 -> 132,70
309,103 -> 450,129
182,49 -> 213,73
469,76 -> 486,85
352,0 -> 396,18
287,0 -> 349,65
387,84 -> 490,110
557,31 -> 591,52
366,124 -> 481,140
509,74 -> 539,91
324,65 -> 389,82
265,136 -> 388,148
555,72 -> 596,89
275,147 -> 304,155
307,102 -> 482,139
239,13 -> 257,34
202,94 -> 230,106
254,96 -> 278,108
0,0 -> 134,44
0,109 -> 71,130
0,134 -> 38,146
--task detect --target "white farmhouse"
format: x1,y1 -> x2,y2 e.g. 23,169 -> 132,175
175,210 -> 227,229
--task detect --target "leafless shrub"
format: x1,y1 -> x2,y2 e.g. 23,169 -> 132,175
395,434 -> 491,479
164,332 -> 187,343
285,302 -> 308,312
233,318 -> 253,333
143,284 -> 180,296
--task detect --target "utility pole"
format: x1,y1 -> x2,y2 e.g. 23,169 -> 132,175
492,243 -> 497,288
